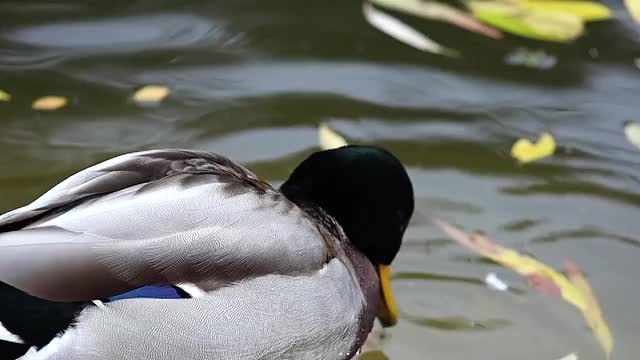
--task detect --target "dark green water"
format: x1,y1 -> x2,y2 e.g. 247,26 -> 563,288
1,1 -> 639,359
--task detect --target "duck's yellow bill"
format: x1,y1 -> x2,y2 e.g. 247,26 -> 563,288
377,264 -> 398,327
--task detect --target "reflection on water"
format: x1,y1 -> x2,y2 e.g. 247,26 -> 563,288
0,0 -> 639,359
8,15 -> 221,49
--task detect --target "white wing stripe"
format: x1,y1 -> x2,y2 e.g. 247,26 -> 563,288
0,320 -> 24,344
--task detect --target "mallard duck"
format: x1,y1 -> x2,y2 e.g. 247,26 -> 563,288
0,145 -> 414,360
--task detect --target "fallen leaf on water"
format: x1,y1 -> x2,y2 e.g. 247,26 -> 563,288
623,121 -> 640,149
511,132 -> 556,163
520,0 -> 612,22
526,273 -> 562,297
466,0 -> 584,42
319,123 -> 348,150
434,219 -> 587,310
132,85 -> 170,104
363,3 -> 459,57
0,89 -> 10,101
32,96 -> 68,111
565,262 -> 614,359
556,353 -> 578,360
370,0 -> 502,39
625,0 -> 640,23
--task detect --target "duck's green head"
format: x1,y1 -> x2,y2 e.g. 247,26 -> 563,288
281,145 -> 414,327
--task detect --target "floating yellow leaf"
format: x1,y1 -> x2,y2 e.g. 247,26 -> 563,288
520,0 -> 612,22
511,132 -> 556,163
32,96 -> 68,111
370,0 -> 502,39
625,0 -> 640,23
624,121 -> 640,149
319,123 -> 349,150
434,219 -> 587,310
467,0 -> 584,42
132,85 -> 170,104
363,3 -> 459,57
565,262 -> 614,359
0,89 -> 10,101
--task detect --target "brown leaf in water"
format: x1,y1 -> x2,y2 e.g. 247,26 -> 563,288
435,219 -> 587,310
526,273 -> 562,297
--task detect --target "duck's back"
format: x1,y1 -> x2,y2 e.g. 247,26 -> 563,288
0,150 -> 327,301
0,149 -> 378,359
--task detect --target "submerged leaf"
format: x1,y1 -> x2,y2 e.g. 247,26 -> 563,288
520,0 -> 611,22
319,123 -> 348,150
511,132 -> 556,163
505,47 -> 557,70
624,121 -> 640,149
132,85 -> 170,104
0,89 -> 10,101
467,0 -> 583,42
357,351 -> 390,360
32,96 -> 68,111
625,0 -> 640,23
408,315 -> 512,331
363,3 -> 459,57
370,0 -> 502,39
565,262 -> 614,359
434,220 -> 587,310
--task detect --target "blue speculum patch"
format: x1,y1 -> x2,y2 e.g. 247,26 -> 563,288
109,285 -> 184,301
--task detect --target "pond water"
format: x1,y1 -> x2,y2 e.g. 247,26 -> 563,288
0,1 -> 639,359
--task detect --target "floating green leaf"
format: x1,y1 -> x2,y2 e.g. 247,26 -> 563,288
520,0 -> 612,22
467,0 -> 584,42
0,89 -> 10,101
370,0 -> 502,39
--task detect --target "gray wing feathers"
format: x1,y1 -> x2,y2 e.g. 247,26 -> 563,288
0,149 -> 266,228
0,150 -> 327,301
40,259 -> 364,360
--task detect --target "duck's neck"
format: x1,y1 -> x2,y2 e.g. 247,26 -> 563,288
280,184 -> 345,243
343,241 -> 380,354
